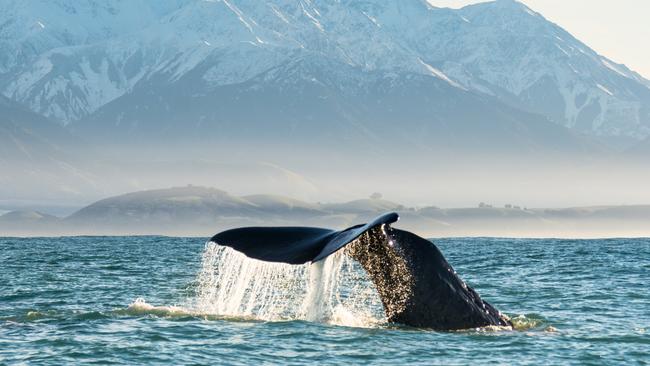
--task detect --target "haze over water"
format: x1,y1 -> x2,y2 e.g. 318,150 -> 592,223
2,236 -> 648,365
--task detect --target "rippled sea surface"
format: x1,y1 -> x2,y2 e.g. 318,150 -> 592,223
1,236 -> 649,365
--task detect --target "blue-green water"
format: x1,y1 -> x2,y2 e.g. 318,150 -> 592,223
1,236 -> 649,365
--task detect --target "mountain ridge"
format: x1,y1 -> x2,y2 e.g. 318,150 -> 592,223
1,0 -> 648,144
1,0 -> 648,206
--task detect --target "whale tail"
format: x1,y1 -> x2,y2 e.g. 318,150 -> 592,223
210,212 -> 398,264
210,212 -> 513,330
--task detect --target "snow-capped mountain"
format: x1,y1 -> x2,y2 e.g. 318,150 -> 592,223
431,1 -> 650,140
0,0 -> 187,123
1,0 -> 649,144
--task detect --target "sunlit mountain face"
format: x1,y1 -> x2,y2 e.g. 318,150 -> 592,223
1,0 -> 649,207
2,0 -> 648,144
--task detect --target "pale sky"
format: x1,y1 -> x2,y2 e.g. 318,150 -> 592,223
427,0 -> 650,79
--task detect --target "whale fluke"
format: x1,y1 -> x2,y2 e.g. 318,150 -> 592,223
210,212 -> 398,264
210,212 -> 512,330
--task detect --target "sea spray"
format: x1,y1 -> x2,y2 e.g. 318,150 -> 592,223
192,242 -> 385,326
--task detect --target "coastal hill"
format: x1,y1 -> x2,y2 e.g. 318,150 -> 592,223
1,186 -> 648,238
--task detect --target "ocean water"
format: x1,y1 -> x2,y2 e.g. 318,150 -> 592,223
1,236 -> 649,365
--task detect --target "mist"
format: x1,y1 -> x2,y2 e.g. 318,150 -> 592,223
2,142 -> 650,238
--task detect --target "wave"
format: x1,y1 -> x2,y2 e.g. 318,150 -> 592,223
1,309 -> 109,323
1,303 -> 555,334
118,245 -> 557,333
2,243 -> 554,333
119,298 -> 195,318
510,313 -> 557,332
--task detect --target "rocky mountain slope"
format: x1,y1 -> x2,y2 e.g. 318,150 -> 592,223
1,0 -> 648,147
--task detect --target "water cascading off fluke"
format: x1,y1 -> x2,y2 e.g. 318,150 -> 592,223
193,243 -> 385,327
206,213 -> 513,330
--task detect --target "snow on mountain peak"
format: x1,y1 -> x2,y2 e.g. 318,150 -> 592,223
0,0 -> 649,139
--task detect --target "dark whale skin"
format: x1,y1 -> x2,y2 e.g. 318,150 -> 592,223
210,212 -> 512,330
346,226 -> 512,330
210,213 -> 398,264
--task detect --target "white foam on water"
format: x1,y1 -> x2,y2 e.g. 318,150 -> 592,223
126,298 -> 189,317
190,242 -> 385,327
